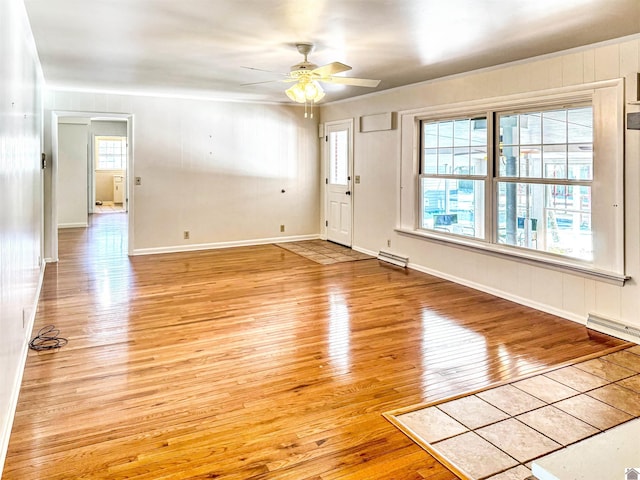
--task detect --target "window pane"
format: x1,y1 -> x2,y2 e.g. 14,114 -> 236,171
498,106 -> 592,183
568,144 -> 592,180
438,147 -> 453,174
421,177 -> 484,239
519,147 -> 542,178
497,181 -> 592,260
438,121 -> 454,147
520,113 -> 541,144
542,110 -> 567,144
423,148 -> 438,174
543,144 -> 567,179
96,137 -> 126,170
422,117 -> 487,178
500,114 -> 519,145
329,130 -> 348,185
454,119 -> 470,147
499,146 -> 519,177
471,118 -> 487,146
568,107 -> 593,143
470,147 -> 487,175
424,123 -> 438,148
453,147 -> 469,174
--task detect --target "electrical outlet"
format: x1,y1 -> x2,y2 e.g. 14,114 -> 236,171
183,231 -> 190,240
135,177 -> 142,185
280,225 -> 285,232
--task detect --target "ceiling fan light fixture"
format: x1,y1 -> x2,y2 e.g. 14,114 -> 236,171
285,77 -> 325,104
243,42 -> 379,110
285,83 -> 306,103
304,80 -> 325,101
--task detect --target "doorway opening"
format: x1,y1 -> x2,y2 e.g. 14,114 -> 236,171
93,134 -> 127,214
49,111 -> 133,262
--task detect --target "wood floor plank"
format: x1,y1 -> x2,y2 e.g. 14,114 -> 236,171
3,212 -> 627,479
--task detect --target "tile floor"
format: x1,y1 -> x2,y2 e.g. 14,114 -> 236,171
276,239 -> 373,265
94,201 -> 125,213
392,345 -> 640,480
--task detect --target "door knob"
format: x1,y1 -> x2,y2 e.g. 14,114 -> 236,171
345,191 -> 351,195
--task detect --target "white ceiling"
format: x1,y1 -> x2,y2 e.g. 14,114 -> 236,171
24,0 -> 640,104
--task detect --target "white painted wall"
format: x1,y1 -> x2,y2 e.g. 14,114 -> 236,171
320,36 -> 640,332
57,120 -> 89,227
43,93 -> 320,254
91,119 -> 127,137
0,0 -> 44,474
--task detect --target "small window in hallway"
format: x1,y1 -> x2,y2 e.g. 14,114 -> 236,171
96,136 -> 127,170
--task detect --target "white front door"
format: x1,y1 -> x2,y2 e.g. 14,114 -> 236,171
325,120 -> 353,247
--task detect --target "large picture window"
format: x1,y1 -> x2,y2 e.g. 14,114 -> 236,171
407,79 -> 625,283
420,106 -> 593,261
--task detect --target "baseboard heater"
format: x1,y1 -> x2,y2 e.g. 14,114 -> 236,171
377,250 -> 409,268
586,313 -> 640,343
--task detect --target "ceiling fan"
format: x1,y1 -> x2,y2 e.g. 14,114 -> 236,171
243,43 -> 381,116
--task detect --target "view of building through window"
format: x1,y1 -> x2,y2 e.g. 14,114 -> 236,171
420,117 -> 487,239
497,107 -> 593,260
420,106 -> 593,261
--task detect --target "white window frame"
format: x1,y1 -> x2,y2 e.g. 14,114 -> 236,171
493,104 -> 594,261
398,79 -> 625,285
95,135 -> 127,170
419,115 -> 489,240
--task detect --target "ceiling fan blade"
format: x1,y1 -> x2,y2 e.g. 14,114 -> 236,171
241,66 -> 288,76
322,76 -> 381,88
312,62 -> 351,77
240,79 -> 281,86
241,77 -> 298,86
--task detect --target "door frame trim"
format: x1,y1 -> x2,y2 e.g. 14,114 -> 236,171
49,110 -> 134,261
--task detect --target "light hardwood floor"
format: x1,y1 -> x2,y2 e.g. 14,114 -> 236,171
4,213 -> 626,479
94,201 -> 125,213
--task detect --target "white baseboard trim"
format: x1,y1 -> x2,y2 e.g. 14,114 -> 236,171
407,261 -> 584,325
0,262 -> 46,478
132,234 -> 320,256
320,242 -> 586,324
275,235 -> 321,244
586,313 -> 640,344
352,245 -> 377,257
58,222 -> 88,229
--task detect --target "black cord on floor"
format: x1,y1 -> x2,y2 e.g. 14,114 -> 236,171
29,325 -> 68,351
